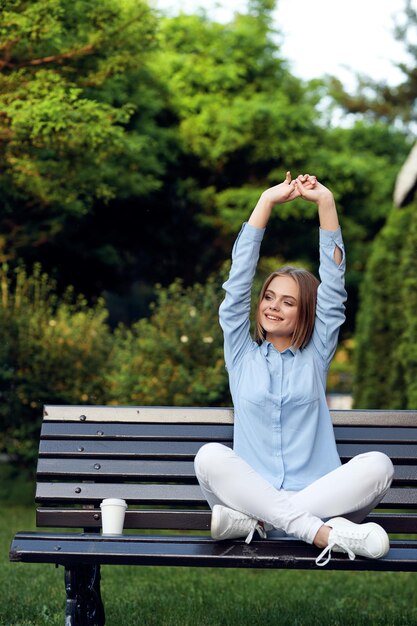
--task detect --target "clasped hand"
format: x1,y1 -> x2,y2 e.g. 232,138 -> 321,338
262,171 -> 332,206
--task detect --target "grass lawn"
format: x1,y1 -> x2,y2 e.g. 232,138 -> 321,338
1,464 -> 417,625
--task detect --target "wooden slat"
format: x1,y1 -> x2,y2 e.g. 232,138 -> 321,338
35,458 -> 417,486
43,405 -> 235,424
10,533 -> 417,571
35,482 -> 204,504
35,508 -> 417,533
337,443 -> 417,463
34,482 -> 417,508
40,422 -> 234,441
43,405 -> 417,427
334,427 -> 417,444
36,509 -> 212,530
38,440 -> 209,458
40,421 -> 417,445
37,439 -> 417,463
330,410 -> 417,427
36,458 -> 196,480
393,465 -> 417,484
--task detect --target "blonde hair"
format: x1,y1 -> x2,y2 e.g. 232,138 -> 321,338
255,266 -> 319,350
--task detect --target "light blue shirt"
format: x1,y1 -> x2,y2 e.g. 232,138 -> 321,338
219,222 -> 347,491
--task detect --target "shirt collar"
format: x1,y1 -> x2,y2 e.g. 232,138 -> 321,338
260,341 -> 297,357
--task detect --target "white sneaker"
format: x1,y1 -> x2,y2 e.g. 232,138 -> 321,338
316,517 -> 390,567
211,505 -> 267,544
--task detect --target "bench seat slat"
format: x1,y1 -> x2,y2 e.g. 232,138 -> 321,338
36,509 -> 212,530
35,458 -> 417,486
43,405 -> 417,427
44,406 -> 235,423
35,508 -> 417,533
40,421 -> 417,444
35,482 -> 204,504
38,440 -> 417,463
10,533 -> 417,571
40,422 -> 234,441
35,482 -> 417,508
36,458 -> 196,480
38,440 -> 211,458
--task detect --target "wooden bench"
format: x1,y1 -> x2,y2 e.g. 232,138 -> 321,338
9,405 -> 417,625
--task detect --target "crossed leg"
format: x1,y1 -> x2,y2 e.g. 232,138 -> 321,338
194,442 -> 394,545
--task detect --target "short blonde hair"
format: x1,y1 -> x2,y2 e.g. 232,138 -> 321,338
255,266 -> 319,350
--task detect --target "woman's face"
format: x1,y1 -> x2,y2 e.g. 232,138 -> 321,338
260,275 -> 299,348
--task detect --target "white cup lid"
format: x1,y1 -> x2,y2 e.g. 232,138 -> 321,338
100,498 -> 127,507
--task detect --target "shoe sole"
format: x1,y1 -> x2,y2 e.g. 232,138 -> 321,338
210,505 -> 223,540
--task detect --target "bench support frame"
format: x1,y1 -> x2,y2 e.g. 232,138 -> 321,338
65,564 -> 105,626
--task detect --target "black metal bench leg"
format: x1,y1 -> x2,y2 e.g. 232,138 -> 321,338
65,564 -> 105,626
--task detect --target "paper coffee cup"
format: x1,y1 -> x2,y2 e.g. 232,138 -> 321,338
100,498 -> 127,535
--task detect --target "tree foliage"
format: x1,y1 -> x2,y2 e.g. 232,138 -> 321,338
1,0 -> 409,317
353,207 -> 408,408
325,0 -> 417,129
0,0 -> 160,262
353,199 -> 417,409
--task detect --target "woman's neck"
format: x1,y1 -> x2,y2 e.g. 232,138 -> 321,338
266,334 -> 293,353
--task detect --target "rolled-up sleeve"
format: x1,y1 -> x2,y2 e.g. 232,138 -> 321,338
312,227 -> 347,367
219,223 -> 265,370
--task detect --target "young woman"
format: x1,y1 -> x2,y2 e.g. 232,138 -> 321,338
194,172 -> 394,567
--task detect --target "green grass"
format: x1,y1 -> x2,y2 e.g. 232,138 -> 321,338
2,464 -> 417,625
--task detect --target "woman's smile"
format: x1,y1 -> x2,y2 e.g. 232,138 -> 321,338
264,312 -> 284,322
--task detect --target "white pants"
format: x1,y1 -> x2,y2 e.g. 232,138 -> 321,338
194,443 -> 394,545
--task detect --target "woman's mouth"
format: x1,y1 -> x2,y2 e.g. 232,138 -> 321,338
265,313 -> 283,322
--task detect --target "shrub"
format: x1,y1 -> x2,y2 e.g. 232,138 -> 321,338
353,205 -> 412,408
108,275 -> 231,407
0,264 -> 113,466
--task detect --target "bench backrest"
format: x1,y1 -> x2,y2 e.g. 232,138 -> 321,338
36,406 -> 417,535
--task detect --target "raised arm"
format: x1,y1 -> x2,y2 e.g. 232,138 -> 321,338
220,171 -> 301,369
294,176 -> 346,364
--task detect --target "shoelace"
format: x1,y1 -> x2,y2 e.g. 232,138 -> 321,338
245,521 -> 267,544
315,539 -> 356,567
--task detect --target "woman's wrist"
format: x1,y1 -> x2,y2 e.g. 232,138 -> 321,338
316,191 -> 335,210
248,193 -> 275,228
259,191 -> 277,209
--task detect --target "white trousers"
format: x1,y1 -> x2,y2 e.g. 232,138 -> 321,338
194,443 -> 394,545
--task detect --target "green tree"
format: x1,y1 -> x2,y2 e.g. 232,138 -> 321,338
353,207 -> 409,408
0,0 -> 410,336
325,0 -> 417,128
147,9 -> 409,334
353,191 -> 417,409
397,205 -> 417,407
0,0 -> 160,262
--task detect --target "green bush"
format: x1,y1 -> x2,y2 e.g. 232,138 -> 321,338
0,263 -> 232,466
397,206 -> 417,407
0,264 -> 113,466
353,204 -> 417,409
108,275 -> 230,407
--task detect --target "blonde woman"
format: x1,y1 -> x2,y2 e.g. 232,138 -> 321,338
195,172 -> 394,566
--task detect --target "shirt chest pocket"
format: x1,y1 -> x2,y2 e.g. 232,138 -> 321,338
286,362 -> 321,406
237,359 -> 269,406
